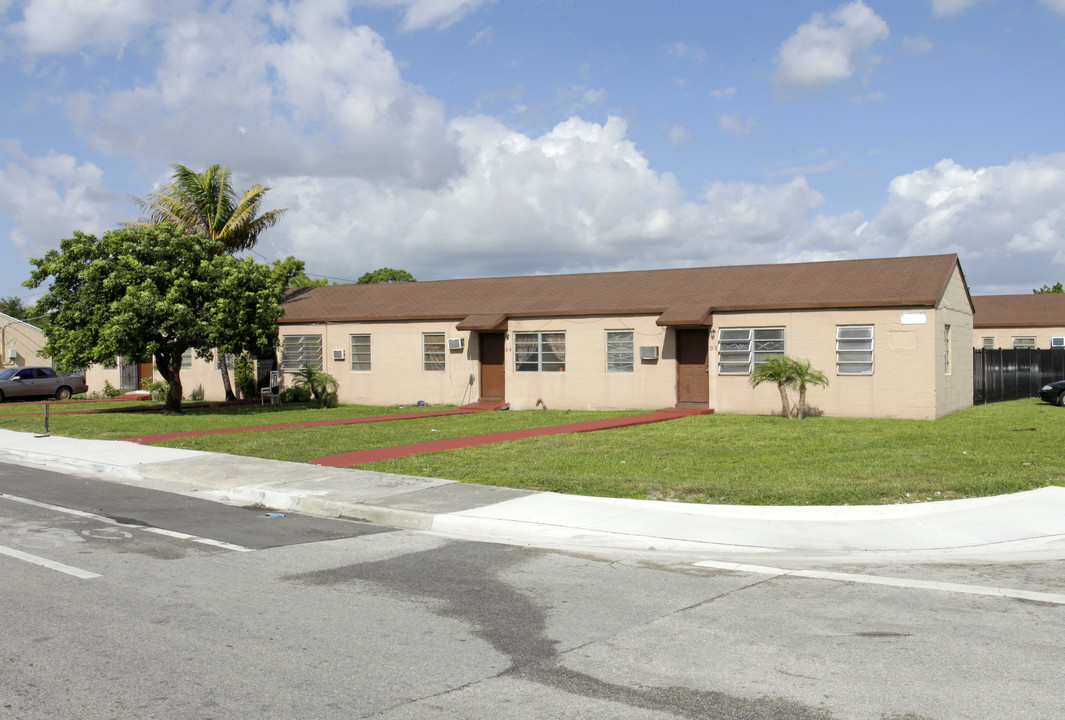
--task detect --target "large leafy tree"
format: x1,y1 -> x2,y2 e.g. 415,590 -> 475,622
357,267 -> 416,284
24,224 -> 283,413
1034,283 -> 1064,294
269,256 -> 329,288
129,163 -> 287,398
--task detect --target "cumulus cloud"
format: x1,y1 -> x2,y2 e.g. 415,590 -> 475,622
902,34 -> 933,54
772,1 -> 889,97
254,116 -> 833,281
7,0 -> 160,55
0,141 -> 126,260
710,87 -> 737,99
667,42 -> 706,63
64,1 -> 461,187
355,0 -> 493,30
857,154 -> 1065,288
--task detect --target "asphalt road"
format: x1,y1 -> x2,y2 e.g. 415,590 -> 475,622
2,462 -> 1063,719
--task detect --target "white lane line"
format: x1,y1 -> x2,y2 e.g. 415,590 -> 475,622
694,560 -> 1065,606
0,544 -> 101,579
0,492 -> 253,553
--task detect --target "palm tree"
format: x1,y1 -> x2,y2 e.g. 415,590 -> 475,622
130,163 -> 286,399
130,164 -> 286,252
790,357 -> 829,419
749,355 -> 798,418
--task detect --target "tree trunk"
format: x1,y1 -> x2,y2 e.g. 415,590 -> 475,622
219,353 -> 236,401
777,383 -> 793,418
797,386 -> 807,419
156,350 -> 184,413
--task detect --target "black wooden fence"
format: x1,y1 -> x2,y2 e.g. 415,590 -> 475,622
973,349 -> 1065,404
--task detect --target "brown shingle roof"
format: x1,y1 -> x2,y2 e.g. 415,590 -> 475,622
281,254 -> 966,325
972,294 -> 1065,328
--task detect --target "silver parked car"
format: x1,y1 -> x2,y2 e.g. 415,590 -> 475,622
0,366 -> 88,402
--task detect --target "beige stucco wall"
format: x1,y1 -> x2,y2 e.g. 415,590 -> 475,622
935,266 -> 975,417
279,317 -> 677,410
85,353 -> 242,400
281,288 -> 973,419
973,327 -> 1065,349
1,314 -> 49,368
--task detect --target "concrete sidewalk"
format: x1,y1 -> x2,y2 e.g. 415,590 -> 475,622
2,428 -> 1064,564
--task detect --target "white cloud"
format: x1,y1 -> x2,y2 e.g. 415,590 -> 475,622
255,116 -> 832,281
857,155 -> 1065,284
358,0 -> 493,30
930,0 -> 989,17
666,124 -> 692,146
772,1 -> 889,97
8,0 -> 160,54
667,42 -> 706,63
710,87 -> 737,99
1041,0 -> 1065,15
0,141 -> 126,260
64,2 -> 461,187
718,113 -> 757,136
902,34 -> 933,54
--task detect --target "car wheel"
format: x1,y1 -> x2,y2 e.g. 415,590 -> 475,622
55,386 -> 72,401
0,390 -> 4,403
1057,391 -> 1065,407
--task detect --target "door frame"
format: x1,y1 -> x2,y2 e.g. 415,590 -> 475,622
675,328 -> 710,405
479,332 -> 506,401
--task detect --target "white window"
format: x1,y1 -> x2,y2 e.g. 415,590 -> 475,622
515,332 -> 566,372
718,327 -> 785,374
606,330 -> 634,372
1012,336 -> 1036,350
281,335 -> 323,370
944,324 -> 952,375
836,326 -> 874,375
981,337 -> 995,350
181,349 -> 193,369
350,335 -> 371,371
423,333 -> 445,371
1052,337 -> 1065,349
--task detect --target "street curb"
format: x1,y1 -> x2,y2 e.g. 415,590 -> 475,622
0,447 -> 145,482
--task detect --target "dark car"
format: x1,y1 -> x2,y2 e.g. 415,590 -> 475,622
1039,381 -> 1065,406
0,366 -> 88,402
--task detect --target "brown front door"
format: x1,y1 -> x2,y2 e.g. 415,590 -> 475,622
676,329 -> 709,405
480,333 -> 506,401
139,360 -> 154,388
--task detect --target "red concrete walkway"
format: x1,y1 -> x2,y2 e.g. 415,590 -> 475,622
119,408 -> 481,444
309,408 -> 703,467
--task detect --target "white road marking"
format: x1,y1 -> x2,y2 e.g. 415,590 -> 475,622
0,492 -> 253,553
0,543 -> 101,579
694,560 -> 1065,606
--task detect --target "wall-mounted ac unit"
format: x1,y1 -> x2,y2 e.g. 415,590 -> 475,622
639,345 -> 659,360
7,348 -> 17,360
332,349 -> 346,361
447,337 -> 464,350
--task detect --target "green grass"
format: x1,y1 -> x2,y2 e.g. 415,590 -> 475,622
1,397 -> 1062,506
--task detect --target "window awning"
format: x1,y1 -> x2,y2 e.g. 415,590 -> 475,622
456,313 -> 509,331
655,306 -> 713,327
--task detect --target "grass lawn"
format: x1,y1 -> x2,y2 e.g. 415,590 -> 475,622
1,397 -> 1062,506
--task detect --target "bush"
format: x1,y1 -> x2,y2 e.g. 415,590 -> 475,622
140,377 -> 169,402
292,365 -> 339,408
102,379 -> 123,399
281,385 -> 311,403
233,353 -> 257,399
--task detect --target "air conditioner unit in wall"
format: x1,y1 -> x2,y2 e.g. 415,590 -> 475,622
7,348 -> 16,360
447,337 -> 464,350
332,349 -> 345,361
639,346 -> 659,360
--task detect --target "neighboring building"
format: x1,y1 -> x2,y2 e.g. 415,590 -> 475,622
85,351 -> 254,399
972,294 -> 1065,350
278,254 -> 974,420
0,312 -> 49,368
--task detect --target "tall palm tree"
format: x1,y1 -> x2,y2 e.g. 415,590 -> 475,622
130,164 -> 287,399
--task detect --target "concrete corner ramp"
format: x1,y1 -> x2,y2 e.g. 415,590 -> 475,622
429,487 -> 1065,562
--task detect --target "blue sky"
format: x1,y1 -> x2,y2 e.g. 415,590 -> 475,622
3,0 -> 1065,310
